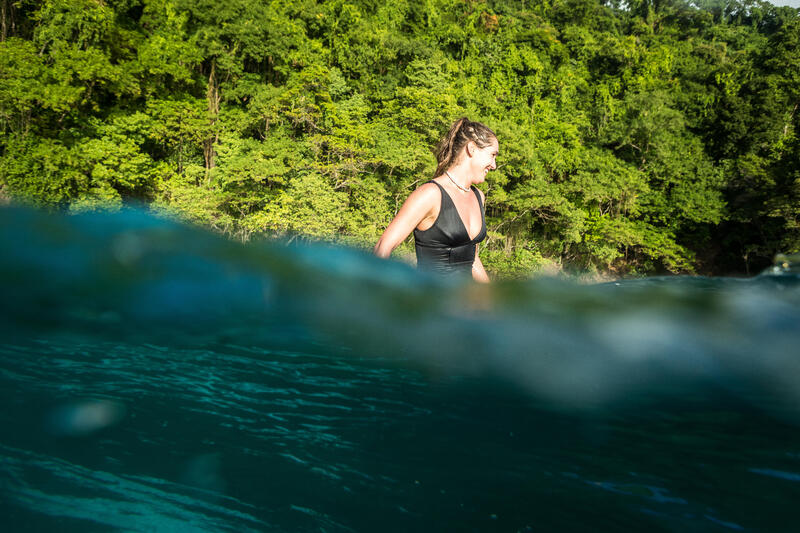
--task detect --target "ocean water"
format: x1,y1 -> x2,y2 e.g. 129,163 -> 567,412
1,206 -> 799,532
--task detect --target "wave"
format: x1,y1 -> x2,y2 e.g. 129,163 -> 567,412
2,206 -> 799,416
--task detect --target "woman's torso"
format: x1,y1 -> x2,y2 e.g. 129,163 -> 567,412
413,180 -> 486,275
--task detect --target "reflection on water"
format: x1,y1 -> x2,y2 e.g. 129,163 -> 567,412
1,207 -> 799,532
47,400 -> 127,437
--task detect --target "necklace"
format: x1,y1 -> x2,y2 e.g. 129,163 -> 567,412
445,171 -> 470,193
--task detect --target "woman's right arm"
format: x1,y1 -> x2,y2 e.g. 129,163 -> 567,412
374,184 -> 438,258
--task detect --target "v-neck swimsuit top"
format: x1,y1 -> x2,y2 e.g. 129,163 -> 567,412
414,180 -> 487,274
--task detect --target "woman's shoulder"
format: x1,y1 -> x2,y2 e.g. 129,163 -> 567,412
397,180 -> 440,213
412,180 -> 443,200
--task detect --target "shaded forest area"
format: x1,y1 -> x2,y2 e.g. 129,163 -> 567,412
1,0 -> 798,277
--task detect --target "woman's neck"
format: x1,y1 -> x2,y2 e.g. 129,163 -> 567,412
444,168 -> 472,191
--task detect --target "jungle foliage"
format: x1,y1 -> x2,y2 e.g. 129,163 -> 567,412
1,0 -> 798,277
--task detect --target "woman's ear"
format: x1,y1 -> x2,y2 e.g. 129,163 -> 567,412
465,141 -> 474,157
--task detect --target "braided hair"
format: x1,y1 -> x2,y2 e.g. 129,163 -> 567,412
434,117 -> 496,178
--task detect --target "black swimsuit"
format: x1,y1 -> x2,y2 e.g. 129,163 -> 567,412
414,180 -> 487,275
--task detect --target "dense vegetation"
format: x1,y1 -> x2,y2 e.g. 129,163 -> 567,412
1,0 -> 798,277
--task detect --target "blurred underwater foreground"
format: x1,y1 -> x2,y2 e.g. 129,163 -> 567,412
1,206 -> 799,532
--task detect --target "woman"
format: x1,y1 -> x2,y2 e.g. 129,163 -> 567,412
374,118 -> 498,283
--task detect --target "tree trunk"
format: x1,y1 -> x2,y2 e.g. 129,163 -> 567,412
1,0 -> 9,42
203,59 -> 220,183
784,101 -> 798,138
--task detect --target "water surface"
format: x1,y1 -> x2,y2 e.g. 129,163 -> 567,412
1,207 -> 799,532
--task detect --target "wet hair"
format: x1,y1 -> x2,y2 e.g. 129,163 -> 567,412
434,117 -> 496,178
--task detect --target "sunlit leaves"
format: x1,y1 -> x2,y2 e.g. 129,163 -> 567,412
2,0 -> 798,276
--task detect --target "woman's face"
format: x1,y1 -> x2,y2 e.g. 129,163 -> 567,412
470,138 -> 499,182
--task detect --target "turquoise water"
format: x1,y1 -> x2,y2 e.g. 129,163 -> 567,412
1,207 -> 799,532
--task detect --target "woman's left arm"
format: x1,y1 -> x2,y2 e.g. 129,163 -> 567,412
472,246 -> 490,283
472,189 -> 490,283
